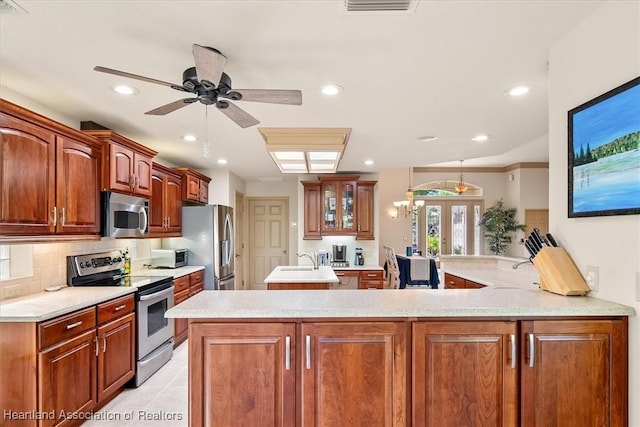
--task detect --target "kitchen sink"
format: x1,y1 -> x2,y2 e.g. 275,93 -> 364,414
279,266 -> 314,271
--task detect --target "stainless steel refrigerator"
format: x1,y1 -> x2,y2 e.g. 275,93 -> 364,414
178,205 -> 235,290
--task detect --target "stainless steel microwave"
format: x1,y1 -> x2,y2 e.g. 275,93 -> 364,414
101,192 -> 149,238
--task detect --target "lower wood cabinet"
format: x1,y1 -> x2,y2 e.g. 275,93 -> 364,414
520,319 -> 627,427
174,270 -> 205,348
1,294 -> 135,427
444,273 -> 486,289
413,321 -> 518,427
189,321 -> 407,427
188,317 -> 627,427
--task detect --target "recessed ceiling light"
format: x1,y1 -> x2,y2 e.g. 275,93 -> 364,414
320,84 -> 343,96
112,85 -> 139,96
217,159 -> 228,165
418,136 -> 438,142
364,159 -> 374,166
182,134 -> 197,142
505,85 -> 533,97
472,134 -> 490,142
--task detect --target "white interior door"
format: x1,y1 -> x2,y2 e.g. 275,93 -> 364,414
248,198 -> 288,289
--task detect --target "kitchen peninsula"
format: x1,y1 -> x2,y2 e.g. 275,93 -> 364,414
167,288 -> 634,426
263,265 -> 338,290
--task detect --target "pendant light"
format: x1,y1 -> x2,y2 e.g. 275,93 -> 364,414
454,160 -> 469,194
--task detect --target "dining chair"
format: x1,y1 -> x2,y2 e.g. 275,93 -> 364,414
383,245 -> 400,289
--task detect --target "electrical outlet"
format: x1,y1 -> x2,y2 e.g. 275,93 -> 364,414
586,266 -> 599,291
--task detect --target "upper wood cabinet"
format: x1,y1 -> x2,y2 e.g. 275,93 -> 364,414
150,163 -> 182,237
301,176 -> 377,240
301,181 -> 322,239
173,167 -> 211,205
84,130 -> 156,198
0,99 -> 102,240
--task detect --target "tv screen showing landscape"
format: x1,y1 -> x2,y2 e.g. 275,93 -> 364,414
568,76 -> 640,217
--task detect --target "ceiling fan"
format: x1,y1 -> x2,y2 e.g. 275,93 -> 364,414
94,44 -> 302,128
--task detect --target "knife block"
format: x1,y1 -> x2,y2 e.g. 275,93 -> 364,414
532,247 -> 591,296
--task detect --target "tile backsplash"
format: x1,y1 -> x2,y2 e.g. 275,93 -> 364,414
0,238 -> 162,301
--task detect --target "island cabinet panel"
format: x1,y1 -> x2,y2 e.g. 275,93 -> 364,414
520,319 -> 627,427
412,321 -> 518,427
300,322 -> 407,427
190,323 -> 296,427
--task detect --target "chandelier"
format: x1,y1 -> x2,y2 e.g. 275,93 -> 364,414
393,168 -> 425,218
454,160 -> 469,194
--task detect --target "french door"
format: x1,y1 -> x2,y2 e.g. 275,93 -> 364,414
416,200 -> 484,256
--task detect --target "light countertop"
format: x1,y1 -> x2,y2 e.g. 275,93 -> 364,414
0,286 -> 136,322
332,265 -> 383,271
0,266 -> 205,323
166,288 -> 635,319
264,266 -> 339,283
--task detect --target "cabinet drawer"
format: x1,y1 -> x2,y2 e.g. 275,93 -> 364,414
190,282 -> 204,296
190,270 -> 204,286
360,280 -> 383,289
39,307 -> 96,350
444,273 -> 466,289
360,270 -> 383,280
174,275 -> 190,293
175,289 -> 190,305
97,294 -> 135,324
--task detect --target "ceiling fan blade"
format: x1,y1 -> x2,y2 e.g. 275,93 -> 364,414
192,44 -> 227,89
216,101 -> 260,128
145,98 -> 197,115
232,89 -> 302,105
94,66 -> 184,89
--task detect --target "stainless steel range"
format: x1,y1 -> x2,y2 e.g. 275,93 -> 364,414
67,251 -> 174,386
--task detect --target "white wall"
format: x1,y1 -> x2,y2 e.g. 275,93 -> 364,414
548,2 -> 640,424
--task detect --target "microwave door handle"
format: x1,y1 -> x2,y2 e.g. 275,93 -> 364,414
139,205 -> 148,234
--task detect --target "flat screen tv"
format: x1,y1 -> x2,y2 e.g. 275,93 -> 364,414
568,76 -> 640,218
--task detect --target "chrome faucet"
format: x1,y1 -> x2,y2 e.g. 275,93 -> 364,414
296,252 -> 317,269
513,259 -> 533,269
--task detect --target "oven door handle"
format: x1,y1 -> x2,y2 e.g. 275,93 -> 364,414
139,286 -> 174,302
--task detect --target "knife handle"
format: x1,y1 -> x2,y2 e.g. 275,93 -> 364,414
546,233 -> 559,247
524,240 -> 537,258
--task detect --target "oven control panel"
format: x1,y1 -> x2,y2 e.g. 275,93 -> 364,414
68,251 -> 124,277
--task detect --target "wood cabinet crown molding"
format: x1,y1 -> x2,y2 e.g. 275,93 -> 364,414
83,130 -> 157,157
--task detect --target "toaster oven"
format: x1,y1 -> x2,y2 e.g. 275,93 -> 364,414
150,249 -> 188,269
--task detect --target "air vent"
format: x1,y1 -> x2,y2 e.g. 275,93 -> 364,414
0,0 -> 27,14
343,0 -> 419,13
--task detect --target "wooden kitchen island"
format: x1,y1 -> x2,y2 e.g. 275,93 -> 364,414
166,288 -> 634,427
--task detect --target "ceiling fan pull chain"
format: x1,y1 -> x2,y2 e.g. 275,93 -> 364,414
203,105 -> 210,158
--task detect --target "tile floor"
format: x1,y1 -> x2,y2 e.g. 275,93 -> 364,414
83,341 -> 189,426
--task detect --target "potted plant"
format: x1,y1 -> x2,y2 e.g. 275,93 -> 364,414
479,199 -> 526,255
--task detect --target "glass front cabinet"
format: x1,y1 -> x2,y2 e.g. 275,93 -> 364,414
302,175 -> 375,239
321,178 -> 356,234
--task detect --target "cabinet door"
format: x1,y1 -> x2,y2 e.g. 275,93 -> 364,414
108,143 -> 135,193
149,169 -> 166,234
521,319 -> 627,427
444,273 -> 465,289
300,322 -> 407,427
360,270 -> 384,289
166,173 -> 182,232
97,313 -> 135,403
321,181 -> 338,233
0,112 -> 56,235
356,182 -> 375,239
199,179 -> 209,203
38,329 -> 97,427
184,174 -> 200,202
190,323 -> 296,427
412,321 -> 517,427
56,135 -> 101,234
339,180 -> 356,233
332,269 -> 359,289
133,152 -> 153,197
302,182 -> 322,239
